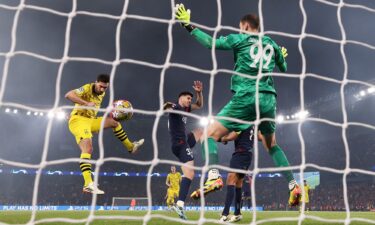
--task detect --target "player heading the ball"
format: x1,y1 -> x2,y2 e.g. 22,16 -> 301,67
65,74 -> 144,195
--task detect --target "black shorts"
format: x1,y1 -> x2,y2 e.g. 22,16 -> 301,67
229,151 -> 252,177
171,132 -> 196,163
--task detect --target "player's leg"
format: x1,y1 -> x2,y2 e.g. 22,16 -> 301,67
258,93 -> 300,206
166,188 -> 175,209
219,172 -> 238,222
93,117 -> 144,153
197,110 -> 237,196
172,141 -> 194,220
190,125 -> 226,199
228,175 -> 244,222
69,116 -> 104,194
175,160 -> 194,219
201,92 -> 253,195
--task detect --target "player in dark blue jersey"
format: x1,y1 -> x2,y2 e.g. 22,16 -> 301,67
241,175 -> 252,210
218,127 -> 254,223
163,80 -> 203,220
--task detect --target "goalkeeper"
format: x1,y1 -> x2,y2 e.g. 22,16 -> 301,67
175,4 -> 301,206
65,74 -> 144,194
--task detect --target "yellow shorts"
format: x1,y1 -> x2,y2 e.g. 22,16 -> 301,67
68,115 -> 103,144
167,188 -> 179,199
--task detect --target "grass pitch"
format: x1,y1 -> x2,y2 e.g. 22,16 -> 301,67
1,210 -> 374,225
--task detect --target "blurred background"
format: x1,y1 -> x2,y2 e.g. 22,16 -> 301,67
0,0 -> 374,210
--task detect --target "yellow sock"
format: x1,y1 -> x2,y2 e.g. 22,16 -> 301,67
113,124 -> 133,151
167,196 -> 174,207
80,153 -> 92,187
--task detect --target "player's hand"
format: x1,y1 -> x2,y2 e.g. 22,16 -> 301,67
281,46 -> 288,58
86,102 -> 96,107
192,80 -> 203,93
175,3 -> 191,26
163,102 -> 175,110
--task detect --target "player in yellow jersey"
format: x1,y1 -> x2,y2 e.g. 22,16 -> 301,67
166,166 -> 181,209
300,180 -> 310,211
65,74 -> 144,194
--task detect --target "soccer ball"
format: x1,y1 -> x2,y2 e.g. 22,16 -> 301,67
111,100 -> 133,121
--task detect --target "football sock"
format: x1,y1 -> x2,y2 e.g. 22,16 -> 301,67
166,193 -> 174,207
80,153 -> 92,187
222,185 -> 235,216
269,145 -> 295,183
201,137 -> 219,165
234,187 -> 242,215
113,124 -> 133,151
178,177 -> 192,202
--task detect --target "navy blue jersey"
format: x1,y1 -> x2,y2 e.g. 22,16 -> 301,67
168,103 -> 191,144
234,126 -> 255,152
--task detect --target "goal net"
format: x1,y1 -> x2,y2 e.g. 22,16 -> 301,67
0,0 -> 374,225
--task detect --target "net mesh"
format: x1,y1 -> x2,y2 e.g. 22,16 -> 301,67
0,0 -> 374,224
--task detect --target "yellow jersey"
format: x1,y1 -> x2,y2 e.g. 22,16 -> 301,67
167,172 -> 181,190
70,83 -> 105,118
303,185 -> 310,202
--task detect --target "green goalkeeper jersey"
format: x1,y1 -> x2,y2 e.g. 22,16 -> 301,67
190,28 -> 287,94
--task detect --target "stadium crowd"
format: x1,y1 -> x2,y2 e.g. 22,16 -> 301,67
0,174 -> 373,212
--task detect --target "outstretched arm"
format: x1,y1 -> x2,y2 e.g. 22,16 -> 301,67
166,175 -> 171,187
191,80 -> 203,110
175,4 -> 236,50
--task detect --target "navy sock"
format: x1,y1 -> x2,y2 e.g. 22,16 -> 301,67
234,187 -> 242,215
178,177 -> 192,202
222,185 -> 235,216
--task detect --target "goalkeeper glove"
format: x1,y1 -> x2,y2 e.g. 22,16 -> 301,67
175,3 -> 191,26
281,46 -> 288,58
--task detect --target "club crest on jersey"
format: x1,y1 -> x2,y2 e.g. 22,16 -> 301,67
182,116 -> 187,124
186,148 -> 193,156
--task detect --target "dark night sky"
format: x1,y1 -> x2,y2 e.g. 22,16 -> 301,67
0,0 -> 374,172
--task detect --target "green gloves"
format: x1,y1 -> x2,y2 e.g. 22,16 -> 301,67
281,47 -> 288,58
175,3 -> 191,26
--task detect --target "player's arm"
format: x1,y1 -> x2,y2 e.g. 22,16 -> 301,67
219,131 -> 239,144
191,80 -> 203,110
166,175 -> 171,187
274,44 -> 288,72
175,4 -> 235,50
65,85 -> 95,107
